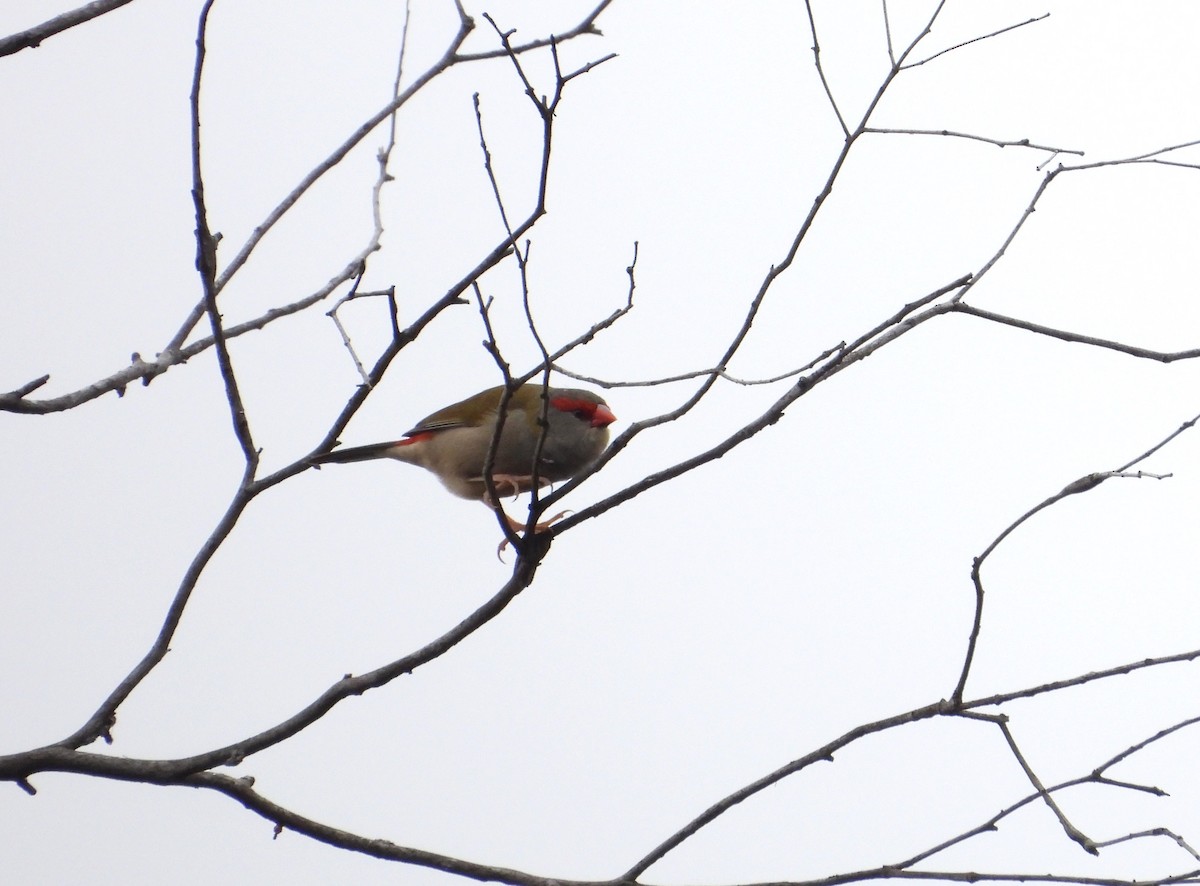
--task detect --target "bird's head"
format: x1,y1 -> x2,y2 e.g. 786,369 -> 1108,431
548,390 -> 617,429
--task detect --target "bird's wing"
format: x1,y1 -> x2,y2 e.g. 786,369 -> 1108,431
404,416 -> 468,436
403,386 -> 503,437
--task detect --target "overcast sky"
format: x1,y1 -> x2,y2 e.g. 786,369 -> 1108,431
4,2 -> 1200,884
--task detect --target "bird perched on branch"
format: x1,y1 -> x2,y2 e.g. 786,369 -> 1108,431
311,384 -> 616,532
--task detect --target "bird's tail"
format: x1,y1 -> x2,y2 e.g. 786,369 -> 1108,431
310,440 -> 410,465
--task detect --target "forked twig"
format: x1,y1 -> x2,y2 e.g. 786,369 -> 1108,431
952,413 -> 1199,704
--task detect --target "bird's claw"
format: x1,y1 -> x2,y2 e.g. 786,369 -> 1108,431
490,474 -> 525,499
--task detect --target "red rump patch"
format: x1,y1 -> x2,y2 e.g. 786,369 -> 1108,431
399,432 -> 435,444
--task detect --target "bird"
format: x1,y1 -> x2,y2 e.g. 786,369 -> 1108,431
311,384 -> 616,533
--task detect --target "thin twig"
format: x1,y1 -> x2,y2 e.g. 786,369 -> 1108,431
804,0 -> 848,136
952,304 -> 1200,362
325,272 -> 373,386
865,127 -> 1083,157
1096,829 -> 1200,863
881,0 -> 895,66
189,0 -> 256,467
903,13 -> 1051,69
552,342 -> 844,390
453,0 -> 612,62
996,717 -> 1098,853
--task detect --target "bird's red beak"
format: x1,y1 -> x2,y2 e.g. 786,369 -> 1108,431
592,404 -> 617,428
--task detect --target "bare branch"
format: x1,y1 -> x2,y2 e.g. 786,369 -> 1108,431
453,0 -> 613,62
952,414 -> 1199,703
865,127 -> 1083,157
552,342 -> 845,390
0,265 -> 365,415
325,273 -> 374,387
903,13 -> 1051,69
538,241 -> 639,374
471,282 -> 524,552
624,704 -> 1200,882
617,389 -> 1200,876
0,0 -> 136,57
473,283 -> 513,384
189,772 -> 571,885
896,716 -> 1200,869
58,486 -> 255,748
205,14 -> 474,305
881,0 -> 895,66
964,647 -> 1200,711
2,3 -> 615,418
952,166 -> 1061,302
190,0 -> 256,468
156,6 -> 473,363
996,717 -> 1098,854
804,0 -> 849,137
472,90 -> 521,249
621,698 -> 955,880
601,0 -> 960,456
0,374 -> 50,400
1095,714 -> 1200,775
549,276 -> 970,533
13,538 -> 551,775
896,0 -> 949,64
1096,829 -> 1200,863
318,14 -> 414,387
952,304 -> 1200,362
1097,138 -> 1200,164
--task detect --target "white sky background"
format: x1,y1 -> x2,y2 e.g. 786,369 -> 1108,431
3,1 -> 1200,883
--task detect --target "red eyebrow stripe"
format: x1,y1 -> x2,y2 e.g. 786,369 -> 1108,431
551,397 -> 594,412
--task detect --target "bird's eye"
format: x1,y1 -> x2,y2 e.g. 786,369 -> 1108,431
574,409 -> 590,420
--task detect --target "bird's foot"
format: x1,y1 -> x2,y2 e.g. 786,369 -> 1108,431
496,509 -> 574,558
488,474 -> 544,499
503,509 -> 572,534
